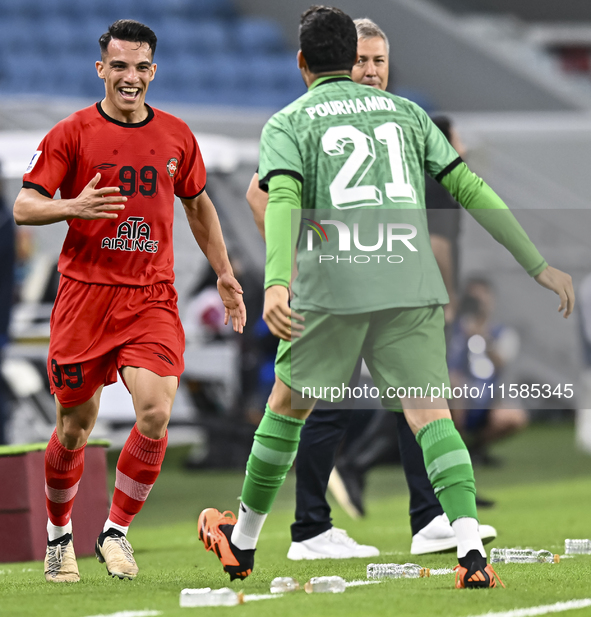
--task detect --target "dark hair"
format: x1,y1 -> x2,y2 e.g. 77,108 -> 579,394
431,115 -> 452,143
299,6 -> 357,74
99,20 -> 157,59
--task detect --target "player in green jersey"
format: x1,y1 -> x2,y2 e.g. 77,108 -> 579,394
246,17 -> 497,560
199,6 -> 574,589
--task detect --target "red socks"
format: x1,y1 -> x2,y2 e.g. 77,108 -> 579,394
44,424 -> 167,529
109,424 -> 168,526
45,430 -> 86,526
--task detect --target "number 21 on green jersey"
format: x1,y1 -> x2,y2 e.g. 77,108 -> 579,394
322,122 -> 417,209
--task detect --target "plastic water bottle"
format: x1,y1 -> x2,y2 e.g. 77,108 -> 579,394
304,576 -> 346,593
565,539 -> 591,555
179,588 -> 243,607
367,563 -> 431,579
489,548 -> 559,564
270,577 -> 300,593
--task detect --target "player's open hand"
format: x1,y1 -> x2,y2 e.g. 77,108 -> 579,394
72,173 -> 126,220
534,265 -> 575,318
263,285 -> 305,341
217,272 -> 247,333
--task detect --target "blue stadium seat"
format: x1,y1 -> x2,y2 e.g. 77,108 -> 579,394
186,20 -> 232,56
4,52 -> 51,93
52,52 -> 102,94
34,0 -> 73,18
35,18 -> 81,52
0,2 -> 297,108
83,0 -> 139,24
0,0 -> 25,16
157,18 -> 199,55
79,18 -> 112,51
170,0 -> 236,20
150,53 -> 213,103
240,53 -> 302,93
0,18 -> 38,54
233,18 -> 285,54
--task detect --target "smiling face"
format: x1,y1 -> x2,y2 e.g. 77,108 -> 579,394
352,36 -> 389,91
96,39 -> 156,123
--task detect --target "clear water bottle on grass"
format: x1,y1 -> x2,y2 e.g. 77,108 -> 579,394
565,539 -> 591,554
304,576 -> 346,593
367,563 -> 431,579
179,587 -> 243,606
270,577 -> 300,593
490,548 -> 559,564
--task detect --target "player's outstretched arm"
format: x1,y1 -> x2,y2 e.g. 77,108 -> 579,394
182,191 -> 246,333
263,284 -> 304,341
534,265 -> 575,319
246,172 -> 268,241
13,173 -> 126,226
440,164 -> 576,318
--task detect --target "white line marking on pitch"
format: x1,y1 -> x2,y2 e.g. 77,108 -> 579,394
346,580 -> 383,587
467,598 -> 591,617
244,594 -> 283,601
83,611 -> 162,617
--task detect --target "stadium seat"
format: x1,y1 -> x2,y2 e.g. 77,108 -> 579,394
239,53 -> 302,92
157,18 -> 201,54
48,53 -> 101,98
79,18 -> 112,50
0,18 -> 38,55
0,0 -> 25,16
233,17 -> 286,54
34,17 -> 81,52
172,0 -> 236,20
3,52 -> 49,94
33,0 -> 72,19
150,53 -> 214,103
0,1 -> 297,108
84,0 -> 138,24
186,20 -> 233,56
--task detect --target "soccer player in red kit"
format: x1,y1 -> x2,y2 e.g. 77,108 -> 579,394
13,20 -> 246,583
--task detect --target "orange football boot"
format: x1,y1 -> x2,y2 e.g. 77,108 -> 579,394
454,550 -> 505,589
198,508 -> 255,581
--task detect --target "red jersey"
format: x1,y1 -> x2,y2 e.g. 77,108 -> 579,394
23,103 -> 206,286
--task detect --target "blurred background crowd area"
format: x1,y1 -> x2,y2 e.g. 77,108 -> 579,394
2,0 -> 591,470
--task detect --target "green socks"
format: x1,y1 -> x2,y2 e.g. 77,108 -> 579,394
240,405 -> 305,514
416,417 -> 478,522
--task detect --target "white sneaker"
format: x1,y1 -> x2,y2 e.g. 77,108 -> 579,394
410,514 -> 497,555
287,527 -> 379,560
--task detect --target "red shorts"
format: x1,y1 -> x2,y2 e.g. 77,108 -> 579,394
48,276 -> 185,407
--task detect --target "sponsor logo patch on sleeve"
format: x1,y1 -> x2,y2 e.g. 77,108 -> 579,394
26,151 -> 42,173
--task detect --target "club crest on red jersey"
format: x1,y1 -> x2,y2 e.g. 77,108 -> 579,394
167,158 -> 179,177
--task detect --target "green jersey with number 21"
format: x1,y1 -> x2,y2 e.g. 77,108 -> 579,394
259,75 -> 459,314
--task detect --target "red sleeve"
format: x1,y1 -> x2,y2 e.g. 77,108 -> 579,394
174,127 -> 206,199
22,120 -> 75,198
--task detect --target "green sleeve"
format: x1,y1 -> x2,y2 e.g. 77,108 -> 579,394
264,174 -> 302,290
441,163 -> 547,277
415,104 -> 461,179
258,113 -> 303,192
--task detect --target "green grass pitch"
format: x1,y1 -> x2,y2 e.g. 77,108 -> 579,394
2,423 -> 591,617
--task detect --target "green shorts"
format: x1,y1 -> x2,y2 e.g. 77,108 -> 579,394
275,305 -> 449,406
